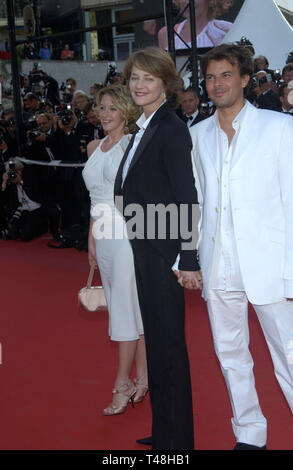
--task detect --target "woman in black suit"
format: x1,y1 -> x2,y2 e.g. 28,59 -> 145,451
114,47 -> 202,450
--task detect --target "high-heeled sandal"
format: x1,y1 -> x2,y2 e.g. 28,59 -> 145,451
103,381 -> 136,416
133,376 -> 149,404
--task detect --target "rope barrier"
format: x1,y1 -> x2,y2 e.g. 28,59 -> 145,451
17,157 -> 85,168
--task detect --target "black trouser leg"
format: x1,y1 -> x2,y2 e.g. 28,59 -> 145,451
132,241 -> 194,450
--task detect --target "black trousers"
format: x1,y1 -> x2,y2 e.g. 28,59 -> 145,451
131,239 -> 194,450
10,207 -> 47,241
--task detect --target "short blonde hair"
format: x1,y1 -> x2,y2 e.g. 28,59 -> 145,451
95,84 -> 140,134
124,47 -> 183,109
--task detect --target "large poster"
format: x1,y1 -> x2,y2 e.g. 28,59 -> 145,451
133,0 -> 245,51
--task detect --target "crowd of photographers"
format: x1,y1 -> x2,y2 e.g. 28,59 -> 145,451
0,64 -> 123,247
0,53 -> 292,247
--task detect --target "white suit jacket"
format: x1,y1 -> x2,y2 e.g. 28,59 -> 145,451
190,101 -> 293,305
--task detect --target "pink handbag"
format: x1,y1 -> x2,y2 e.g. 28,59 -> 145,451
78,265 -> 107,311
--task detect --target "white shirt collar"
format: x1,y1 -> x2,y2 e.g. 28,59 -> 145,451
185,109 -> 199,120
214,99 -> 248,131
136,100 -> 166,131
282,107 -> 293,114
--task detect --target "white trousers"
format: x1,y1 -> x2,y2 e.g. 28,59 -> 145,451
207,289 -> 293,447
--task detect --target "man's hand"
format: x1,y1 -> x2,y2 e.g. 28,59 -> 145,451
1,171 -> 8,191
174,270 -> 202,290
35,133 -> 47,143
0,139 -> 7,152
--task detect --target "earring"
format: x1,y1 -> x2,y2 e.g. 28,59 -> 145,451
124,121 -> 129,133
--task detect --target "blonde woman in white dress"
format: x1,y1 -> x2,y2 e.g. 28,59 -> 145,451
82,85 -> 148,415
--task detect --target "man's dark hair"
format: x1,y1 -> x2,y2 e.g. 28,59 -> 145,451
201,43 -> 254,79
282,63 -> 293,77
182,87 -> 198,99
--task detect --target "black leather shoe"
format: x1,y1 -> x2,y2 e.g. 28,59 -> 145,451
234,442 -> 267,450
136,436 -> 152,446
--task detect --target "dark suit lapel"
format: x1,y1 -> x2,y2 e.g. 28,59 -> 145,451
125,103 -> 170,177
114,103 -> 170,194
114,131 -> 137,196
127,122 -> 159,174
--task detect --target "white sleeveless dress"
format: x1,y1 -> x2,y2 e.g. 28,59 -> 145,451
82,135 -> 144,341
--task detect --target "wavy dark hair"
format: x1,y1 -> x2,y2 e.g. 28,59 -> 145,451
123,47 -> 183,109
201,43 -> 254,79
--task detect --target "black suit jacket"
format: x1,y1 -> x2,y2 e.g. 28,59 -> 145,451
114,103 -> 199,271
255,89 -> 281,112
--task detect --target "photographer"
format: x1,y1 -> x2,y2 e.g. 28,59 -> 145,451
279,83 -> 293,115
103,63 -> 124,86
0,112 -> 19,157
40,73 -> 60,106
72,91 -> 90,123
23,93 -> 41,124
254,70 -> 281,111
47,107 -> 90,244
62,78 -> 76,104
20,74 -> 31,96
24,112 -> 61,240
0,158 -> 47,241
282,63 -> 293,84
83,102 -> 104,141
25,112 -> 57,159
28,65 -> 60,106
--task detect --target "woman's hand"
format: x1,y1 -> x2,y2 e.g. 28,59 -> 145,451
174,269 -> 202,290
88,219 -> 97,267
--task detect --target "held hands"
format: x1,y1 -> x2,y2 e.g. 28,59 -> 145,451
174,270 -> 203,290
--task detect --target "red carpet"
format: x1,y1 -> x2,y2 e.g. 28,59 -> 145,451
0,235 -> 292,450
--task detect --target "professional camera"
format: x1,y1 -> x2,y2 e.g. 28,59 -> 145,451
9,205 -> 23,224
28,128 -> 42,142
108,63 -> 117,78
6,118 -> 16,127
106,62 -> 120,85
80,134 -> 90,151
55,104 -> 74,125
258,73 -> 272,85
199,101 -> 210,116
234,37 -> 255,56
26,115 -> 38,131
28,63 -> 47,94
286,52 -> 293,64
74,109 -> 86,123
273,69 -> 283,85
7,160 -> 17,183
60,82 -> 72,94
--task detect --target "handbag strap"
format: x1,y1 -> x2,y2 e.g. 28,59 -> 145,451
87,265 -> 96,288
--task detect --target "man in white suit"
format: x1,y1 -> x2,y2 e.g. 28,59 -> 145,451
190,44 -> 293,450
